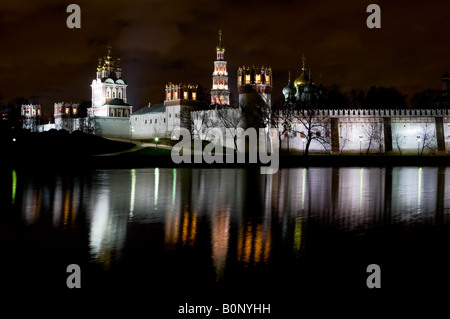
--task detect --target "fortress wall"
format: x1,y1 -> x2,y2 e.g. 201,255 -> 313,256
94,117 -> 131,139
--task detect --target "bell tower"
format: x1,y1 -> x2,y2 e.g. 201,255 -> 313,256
211,30 -> 230,106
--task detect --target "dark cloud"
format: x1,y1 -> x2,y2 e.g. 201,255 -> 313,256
1,0 -> 450,117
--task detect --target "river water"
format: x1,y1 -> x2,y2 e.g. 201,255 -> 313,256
1,167 -> 449,316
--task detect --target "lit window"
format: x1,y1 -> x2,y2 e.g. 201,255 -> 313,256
245,74 -> 250,84
192,92 -> 197,100
184,91 -> 188,99
174,90 -> 178,99
167,92 -> 171,100
266,75 -> 270,84
73,108 -> 77,115
239,75 -> 242,85
255,74 -> 261,84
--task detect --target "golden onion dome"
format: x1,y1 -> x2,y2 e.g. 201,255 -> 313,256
294,71 -> 309,88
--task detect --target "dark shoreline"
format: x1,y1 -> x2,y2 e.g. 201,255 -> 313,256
4,153 -> 450,170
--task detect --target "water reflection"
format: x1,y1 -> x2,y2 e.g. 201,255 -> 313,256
11,167 -> 450,272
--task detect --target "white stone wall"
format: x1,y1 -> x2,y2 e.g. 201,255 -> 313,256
166,105 -> 180,135
93,117 -> 131,139
130,112 -> 168,139
192,108 -> 450,155
276,109 -> 450,154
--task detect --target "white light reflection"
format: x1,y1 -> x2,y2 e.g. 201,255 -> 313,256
130,169 -> 136,217
301,168 -> 306,210
89,189 -> 110,258
154,167 -> 159,208
360,168 -> 364,209
417,167 -> 422,214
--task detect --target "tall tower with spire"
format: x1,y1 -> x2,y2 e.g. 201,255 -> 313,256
211,30 -> 230,106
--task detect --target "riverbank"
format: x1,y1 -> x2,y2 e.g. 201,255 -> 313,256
3,130 -> 450,169
5,150 -> 450,170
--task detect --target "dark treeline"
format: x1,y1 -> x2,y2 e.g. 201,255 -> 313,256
273,83 -> 450,110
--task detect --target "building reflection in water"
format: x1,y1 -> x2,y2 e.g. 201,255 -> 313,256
14,166 -> 450,272
211,205 -> 230,279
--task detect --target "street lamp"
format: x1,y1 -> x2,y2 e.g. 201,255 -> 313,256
359,136 -> 363,156
416,136 -> 421,156
155,137 -> 159,152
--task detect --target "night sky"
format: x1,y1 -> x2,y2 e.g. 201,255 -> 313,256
1,0 -> 450,118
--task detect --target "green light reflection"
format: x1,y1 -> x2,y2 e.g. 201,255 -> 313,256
172,168 -> 177,205
12,170 -> 17,205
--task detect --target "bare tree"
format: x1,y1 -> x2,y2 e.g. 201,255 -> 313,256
338,123 -> 351,155
270,104 -> 296,153
363,120 -> 384,155
61,114 -> 74,133
239,93 -> 272,154
82,116 -> 101,135
393,132 -> 405,156
418,124 -> 437,155
216,106 -> 245,151
292,108 -> 331,155
179,105 -> 213,142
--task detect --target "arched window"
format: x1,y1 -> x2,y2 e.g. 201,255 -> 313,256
110,109 -> 115,117
106,88 -> 111,98
118,89 -> 122,99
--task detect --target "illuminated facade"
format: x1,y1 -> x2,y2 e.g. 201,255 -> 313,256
88,46 -> 131,118
54,102 -> 79,130
237,65 -> 273,109
165,82 -> 199,134
211,30 -> 230,106
21,104 -> 41,131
